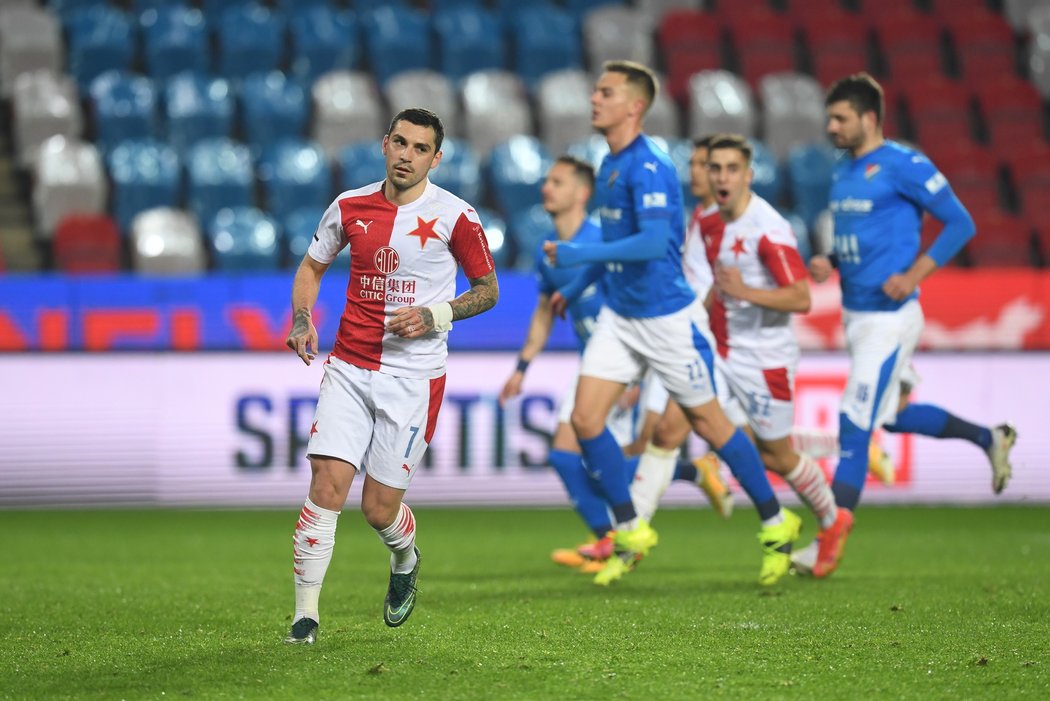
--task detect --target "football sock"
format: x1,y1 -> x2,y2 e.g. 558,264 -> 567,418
579,428 -> 636,527
292,498 -> 339,624
885,403 -> 992,450
629,443 -> 679,522
716,428 -> 779,521
549,449 -> 613,537
673,459 -> 699,482
831,413 -> 871,511
375,502 -> 418,574
789,428 -> 839,459
784,453 -> 837,529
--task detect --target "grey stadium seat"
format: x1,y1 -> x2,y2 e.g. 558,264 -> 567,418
1005,0 -> 1045,31
311,70 -> 385,160
536,69 -> 593,156
634,0 -> 706,25
646,78 -> 682,139
687,70 -> 757,140
384,70 -> 460,137
12,70 -> 82,169
1028,6 -> 1050,98
32,136 -> 107,240
130,207 -> 208,274
583,6 -> 656,71
759,72 -> 827,159
0,5 -> 62,98
461,70 -> 533,160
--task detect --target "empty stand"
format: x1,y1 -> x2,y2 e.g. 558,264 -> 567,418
283,205 -> 327,268
13,70 -> 82,168
428,138 -> 483,204
384,70 -> 460,137
512,5 -> 582,90
658,9 -> 722,104
240,72 -> 308,154
786,142 -> 835,232
89,71 -> 157,155
759,72 -> 826,159
186,137 -> 254,227
0,5 -> 63,98
872,8 -> 947,86
215,2 -> 286,83
32,136 -> 108,239
129,207 -> 207,274
138,6 -> 209,82
798,9 -> 871,87
536,70 -> 593,157
687,70 -> 757,139
944,9 -> 1018,84
338,142 -> 388,192
974,77 -> 1045,152
461,70 -> 533,159
749,139 -> 783,208
52,213 -> 121,273
488,136 -> 552,222
360,5 -> 433,87
583,6 -> 656,72
311,71 -> 385,160
289,6 -> 358,85
432,5 -> 505,84
206,206 -> 281,272
646,83 -> 683,139
724,9 -> 798,88
900,77 -> 976,153
107,138 -> 182,234
966,212 -> 1034,267
164,73 -> 234,156
66,5 -> 134,90
256,140 -> 332,225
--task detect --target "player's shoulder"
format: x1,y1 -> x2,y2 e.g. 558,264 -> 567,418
747,193 -> 790,230
333,181 -> 385,204
880,140 -> 935,170
576,217 -> 602,242
427,182 -> 482,222
633,135 -> 676,171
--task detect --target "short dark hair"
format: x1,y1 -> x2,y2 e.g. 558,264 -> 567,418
554,155 -> 595,190
387,108 -> 445,151
692,134 -> 716,150
708,133 -> 753,165
603,60 -> 658,111
826,72 -> 884,126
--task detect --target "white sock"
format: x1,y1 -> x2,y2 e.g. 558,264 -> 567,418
292,498 -> 339,624
761,509 -> 786,527
784,453 -> 838,529
376,502 -> 418,574
790,428 -> 839,460
629,443 -> 679,522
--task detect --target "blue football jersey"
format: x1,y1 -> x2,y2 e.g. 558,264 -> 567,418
535,219 -> 605,350
594,134 -> 695,317
830,141 -> 960,312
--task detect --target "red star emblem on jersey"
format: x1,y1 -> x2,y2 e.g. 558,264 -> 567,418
310,421 -> 318,436
305,537 -> 319,547
730,236 -> 746,259
406,216 -> 441,248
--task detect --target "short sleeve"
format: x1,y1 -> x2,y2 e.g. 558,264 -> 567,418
448,209 -> 496,278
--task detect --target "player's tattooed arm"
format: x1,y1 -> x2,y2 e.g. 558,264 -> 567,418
451,271 -> 499,320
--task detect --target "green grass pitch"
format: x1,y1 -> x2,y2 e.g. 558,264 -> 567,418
3,506 -> 1048,700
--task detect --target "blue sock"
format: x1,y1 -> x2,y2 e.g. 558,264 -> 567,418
716,428 -> 779,520
885,403 -> 991,450
578,428 -> 635,523
549,449 -> 612,537
831,413 -> 871,511
674,460 -> 698,482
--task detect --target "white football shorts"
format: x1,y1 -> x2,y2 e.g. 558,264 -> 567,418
557,371 -> 640,447
715,356 -> 796,441
579,297 -> 718,409
841,299 -> 924,431
307,356 -> 445,490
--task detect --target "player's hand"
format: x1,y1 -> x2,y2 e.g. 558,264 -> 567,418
543,240 -> 559,266
809,255 -> 833,283
714,264 -> 747,299
286,310 -> 318,366
387,306 -> 434,339
499,372 -> 524,407
882,273 -> 917,301
550,291 -> 568,319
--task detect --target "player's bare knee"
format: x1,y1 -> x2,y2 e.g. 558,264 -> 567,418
570,410 -> 604,440
360,498 -> 400,530
654,418 -> 690,450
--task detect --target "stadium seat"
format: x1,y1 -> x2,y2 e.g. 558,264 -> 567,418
138,6 -> 209,82
749,139 -> 782,208
66,5 -> 134,90
797,9 -> 871,87
256,139 -> 332,225
1005,0 -> 1044,31
240,71 -> 308,154
1026,6 -> 1050,98
564,0 -> 626,22
12,70 -> 83,169
509,204 -> 555,272
966,212 -> 1035,267
32,136 -> 108,240
974,77 -> 1045,152
488,136 -> 553,222
900,77 -> 976,152
430,0 -> 482,9
129,207 -> 207,274
186,137 -> 254,227
872,8 -> 947,86
944,10 -> 1018,84
657,9 -> 722,104
786,142 -> 836,232
758,72 -> 826,159
473,207 -> 512,268
200,0 -> 256,14
635,0 -> 705,25
337,141 -> 388,191
89,71 -> 158,155
360,5 -> 432,87
1004,144 -> 1050,220
724,9 -> 798,88
215,2 -> 286,82
384,70 -> 459,137
206,206 -> 281,272
311,71 -> 385,160
512,5 -> 582,91
646,82 -> 682,139
926,145 -> 1003,215
461,70 -> 533,159
0,5 -> 63,98
780,209 -> 813,264
583,5 -> 656,71
289,6 -> 358,85
107,138 -> 182,234
164,73 -> 234,157
687,70 -> 757,140
536,69 -> 593,157
52,213 -> 121,273
283,205 -> 327,269
567,133 -> 611,170
432,5 -> 505,85
428,138 -> 483,205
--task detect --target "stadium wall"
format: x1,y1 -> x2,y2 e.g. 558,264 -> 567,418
1,351 -> 1046,508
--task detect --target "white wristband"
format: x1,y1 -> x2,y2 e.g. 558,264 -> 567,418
428,302 -> 454,332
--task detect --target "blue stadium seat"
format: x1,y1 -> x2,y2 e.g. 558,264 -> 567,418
750,139 -> 783,209
488,136 -> 552,222
67,5 -> 135,90
509,204 -> 555,272
47,0 -> 107,23
131,0 -> 188,12
338,141 -> 388,192
474,207 -> 512,268
139,6 -> 209,81
216,3 -> 286,82
89,71 -> 158,155
107,138 -> 181,234
431,0 -> 484,9
289,6 -> 358,85
164,73 -> 234,156
257,139 -> 332,224
186,137 -> 254,227
240,72 -> 308,154
564,0 -> 627,22
207,206 -> 282,271
511,5 -> 581,90
201,0 -> 255,14
360,5 -> 432,87
429,138 -> 482,205
433,6 -> 505,84
786,142 -> 836,232
283,205 -> 326,268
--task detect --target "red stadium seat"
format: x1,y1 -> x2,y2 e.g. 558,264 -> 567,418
900,77 -> 976,151
872,9 -> 947,85
1034,221 -> 1050,265
658,10 -> 722,104
974,77 -> 1045,151
1004,144 -> 1050,221
723,10 -> 797,88
798,10 -> 871,87
943,9 -> 1018,83
52,214 -> 122,273
966,212 -> 1035,267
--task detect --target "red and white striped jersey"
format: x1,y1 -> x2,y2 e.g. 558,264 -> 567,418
704,193 -> 807,367
308,180 -> 494,379
682,202 -> 719,298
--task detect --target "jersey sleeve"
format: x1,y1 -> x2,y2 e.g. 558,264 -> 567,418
631,157 -> 678,223
894,151 -> 959,211
757,221 -> 807,287
306,198 -> 348,264
682,218 -> 713,294
448,209 -> 496,278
